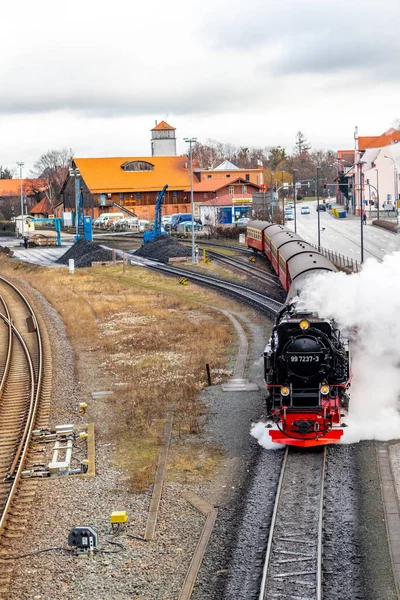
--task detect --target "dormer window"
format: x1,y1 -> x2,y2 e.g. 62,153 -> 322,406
121,161 -> 154,172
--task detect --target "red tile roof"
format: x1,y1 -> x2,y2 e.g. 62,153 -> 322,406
358,128 -> 400,150
30,197 -> 53,215
0,178 -> 47,197
151,120 -> 176,131
187,177 -> 260,193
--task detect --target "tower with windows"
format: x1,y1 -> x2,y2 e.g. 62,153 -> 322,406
151,121 -> 176,156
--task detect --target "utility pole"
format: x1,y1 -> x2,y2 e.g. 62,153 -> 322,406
316,166 -> 321,251
293,169 -> 297,233
281,171 -> 285,225
184,137 -> 197,263
17,162 -> 24,238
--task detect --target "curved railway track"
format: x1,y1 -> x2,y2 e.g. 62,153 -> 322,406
0,277 -> 52,593
259,446 -> 326,600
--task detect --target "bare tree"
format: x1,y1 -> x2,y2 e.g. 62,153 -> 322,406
294,131 -> 311,155
0,166 -> 15,179
30,148 -> 71,206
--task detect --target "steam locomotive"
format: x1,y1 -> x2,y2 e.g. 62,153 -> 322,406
246,220 -> 351,447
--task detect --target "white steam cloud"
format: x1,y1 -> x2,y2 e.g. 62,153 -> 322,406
252,252 -> 400,448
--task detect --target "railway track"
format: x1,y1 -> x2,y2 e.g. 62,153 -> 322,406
0,277 -> 51,594
259,446 -> 326,600
142,261 -> 283,316
204,250 -> 280,285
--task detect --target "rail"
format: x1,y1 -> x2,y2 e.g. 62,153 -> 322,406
0,276 -> 43,537
259,446 -> 326,599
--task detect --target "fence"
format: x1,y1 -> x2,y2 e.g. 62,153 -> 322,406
311,243 -> 361,273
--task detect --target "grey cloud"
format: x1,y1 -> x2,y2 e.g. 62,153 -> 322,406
198,0 -> 400,79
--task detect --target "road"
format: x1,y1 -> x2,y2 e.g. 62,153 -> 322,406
285,200 -> 400,262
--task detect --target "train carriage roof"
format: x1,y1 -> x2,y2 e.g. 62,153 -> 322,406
269,231 -> 304,250
262,223 -> 291,238
246,220 -> 274,232
278,239 -> 317,260
288,252 -> 337,282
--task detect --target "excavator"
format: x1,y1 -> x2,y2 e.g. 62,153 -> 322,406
143,184 -> 168,243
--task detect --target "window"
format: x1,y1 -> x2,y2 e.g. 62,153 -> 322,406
204,193 -> 208,199
136,193 -> 141,201
207,175 -> 212,178
242,185 -> 247,193
121,161 -> 154,172
173,192 -> 178,204
119,193 -> 124,202
100,193 -> 106,206
245,174 -> 250,181
229,186 -> 234,194
226,174 -> 231,178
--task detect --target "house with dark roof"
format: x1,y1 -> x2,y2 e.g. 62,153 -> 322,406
0,178 -> 48,219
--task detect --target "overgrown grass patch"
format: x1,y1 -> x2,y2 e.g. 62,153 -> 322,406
0,258 -> 237,491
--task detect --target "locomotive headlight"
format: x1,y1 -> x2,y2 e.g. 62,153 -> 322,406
281,386 -> 290,397
320,384 -> 330,395
299,320 -> 310,330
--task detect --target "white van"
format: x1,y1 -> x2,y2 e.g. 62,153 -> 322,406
94,213 -> 125,228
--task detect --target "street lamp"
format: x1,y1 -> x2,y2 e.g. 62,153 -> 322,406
293,169 -> 298,233
316,166 -> 321,251
69,164 -> 82,241
184,137 -> 197,263
281,171 -> 285,225
384,155 -> 399,225
358,160 -> 367,263
17,162 -> 24,238
375,169 -> 380,220
270,171 -> 274,222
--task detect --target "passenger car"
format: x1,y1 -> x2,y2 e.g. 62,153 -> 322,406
236,217 -> 251,226
285,211 -> 294,221
316,203 -> 327,212
301,205 -> 310,214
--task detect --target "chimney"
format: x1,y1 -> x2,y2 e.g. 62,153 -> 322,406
155,120 -> 157,126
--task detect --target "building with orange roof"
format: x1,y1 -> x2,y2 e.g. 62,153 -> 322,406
186,176 -> 261,204
60,155 -> 194,220
358,128 -> 400,150
0,178 -> 49,219
29,197 -> 53,219
195,160 -> 264,186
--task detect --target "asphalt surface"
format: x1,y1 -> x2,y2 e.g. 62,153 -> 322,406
287,200 -> 400,262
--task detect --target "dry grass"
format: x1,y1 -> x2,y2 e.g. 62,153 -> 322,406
0,258 -> 238,491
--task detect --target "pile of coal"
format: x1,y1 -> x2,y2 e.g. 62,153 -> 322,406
56,238 -> 113,267
134,236 -> 191,263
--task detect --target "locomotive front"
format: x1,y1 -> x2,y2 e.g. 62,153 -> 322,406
264,306 -> 350,447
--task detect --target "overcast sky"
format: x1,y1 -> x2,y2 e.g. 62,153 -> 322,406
1,0 -> 399,175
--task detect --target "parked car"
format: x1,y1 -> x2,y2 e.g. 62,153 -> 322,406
286,202 -> 294,209
316,203 -> 327,212
301,205 -> 310,214
285,211 -> 294,221
235,217 -> 251,227
170,213 -> 201,231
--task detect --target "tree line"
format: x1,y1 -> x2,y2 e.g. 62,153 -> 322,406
192,131 -> 341,193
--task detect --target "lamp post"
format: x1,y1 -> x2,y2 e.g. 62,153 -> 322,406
384,155 -> 399,225
281,170 -> 285,225
270,171 -> 274,222
69,164 -> 82,241
358,160 -> 367,263
184,137 -> 197,263
17,162 -> 24,238
316,166 -> 321,251
375,168 -> 380,220
293,169 -> 297,233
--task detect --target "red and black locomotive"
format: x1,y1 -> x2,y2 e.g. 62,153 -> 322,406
246,220 -> 351,448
